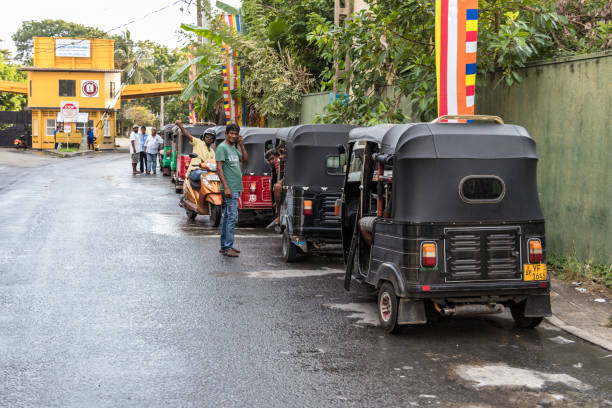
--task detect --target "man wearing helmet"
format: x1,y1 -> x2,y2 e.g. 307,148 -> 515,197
174,119 -> 216,177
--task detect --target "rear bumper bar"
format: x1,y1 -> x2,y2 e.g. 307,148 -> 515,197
400,281 -> 549,298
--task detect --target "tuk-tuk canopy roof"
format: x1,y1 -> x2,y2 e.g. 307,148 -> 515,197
348,124 -> 396,145
350,123 -> 537,160
240,127 -> 278,145
276,124 -> 356,147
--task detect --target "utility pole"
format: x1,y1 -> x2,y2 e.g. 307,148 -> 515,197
160,69 -> 165,128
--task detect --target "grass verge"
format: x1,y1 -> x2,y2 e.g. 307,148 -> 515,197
547,254 -> 612,289
56,147 -> 80,153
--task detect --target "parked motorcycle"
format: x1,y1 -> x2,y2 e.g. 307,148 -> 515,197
179,153 -> 223,226
14,134 -> 27,149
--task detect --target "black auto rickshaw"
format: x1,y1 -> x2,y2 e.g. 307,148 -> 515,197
276,124 -> 355,262
340,116 -> 551,333
238,127 -> 277,220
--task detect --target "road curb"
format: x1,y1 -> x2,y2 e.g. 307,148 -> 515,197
43,150 -> 97,158
545,315 -> 612,351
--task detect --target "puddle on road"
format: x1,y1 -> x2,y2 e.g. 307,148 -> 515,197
455,364 -> 592,391
212,267 -> 342,279
324,302 -> 379,326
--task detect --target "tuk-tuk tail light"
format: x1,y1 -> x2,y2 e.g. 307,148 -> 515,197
303,200 -> 313,216
421,242 -> 437,267
250,182 -> 257,193
528,239 -> 543,263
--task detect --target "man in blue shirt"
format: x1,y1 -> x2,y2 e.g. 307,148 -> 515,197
86,128 -> 96,150
138,126 -> 149,173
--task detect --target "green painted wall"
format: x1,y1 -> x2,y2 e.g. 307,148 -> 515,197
300,92 -> 331,124
477,52 -> 611,264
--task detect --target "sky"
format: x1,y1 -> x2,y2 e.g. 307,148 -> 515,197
0,0 -> 241,60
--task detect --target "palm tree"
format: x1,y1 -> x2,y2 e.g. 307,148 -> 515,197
113,30 -> 156,84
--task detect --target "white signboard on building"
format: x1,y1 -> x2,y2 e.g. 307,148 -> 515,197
81,80 -> 99,97
60,101 -> 80,122
55,39 -> 91,58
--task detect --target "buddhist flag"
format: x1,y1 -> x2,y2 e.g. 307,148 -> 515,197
436,0 -> 479,118
221,14 -> 243,126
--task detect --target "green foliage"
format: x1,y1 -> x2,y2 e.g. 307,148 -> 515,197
241,0 -> 334,81
0,50 -> 26,111
548,253 -> 612,288
112,30 -> 156,84
11,19 -> 108,63
308,0 -> 611,125
181,8 -> 314,124
120,105 -> 157,128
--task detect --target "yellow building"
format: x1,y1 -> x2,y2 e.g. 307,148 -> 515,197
0,37 -> 182,149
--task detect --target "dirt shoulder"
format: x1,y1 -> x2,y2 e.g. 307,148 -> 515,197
548,276 -> 612,350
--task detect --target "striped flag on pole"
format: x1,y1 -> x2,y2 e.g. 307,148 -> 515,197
436,0 -> 479,118
221,14 -> 243,126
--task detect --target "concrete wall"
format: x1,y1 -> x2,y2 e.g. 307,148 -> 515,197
477,52 -> 612,264
300,92 -> 331,124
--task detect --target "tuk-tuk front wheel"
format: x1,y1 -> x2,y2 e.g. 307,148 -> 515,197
378,282 -> 400,334
282,230 -> 298,263
186,209 -> 197,220
510,301 -> 543,329
210,204 -> 222,227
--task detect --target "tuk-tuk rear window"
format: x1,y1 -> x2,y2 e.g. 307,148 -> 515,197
326,154 -> 346,175
460,176 -> 505,203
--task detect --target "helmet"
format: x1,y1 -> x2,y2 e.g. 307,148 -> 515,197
200,128 -> 216,141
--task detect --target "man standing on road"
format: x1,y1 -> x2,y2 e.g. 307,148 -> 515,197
216,123 -> 248,257
138,126 -> 149,173
174,120 -> 216,178
144,128 -> 163,174
87,128 -> 96,150
129,125 -> 142,175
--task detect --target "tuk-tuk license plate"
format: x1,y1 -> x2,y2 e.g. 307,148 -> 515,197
206,174 -> 220,181
523,264 -> 547,281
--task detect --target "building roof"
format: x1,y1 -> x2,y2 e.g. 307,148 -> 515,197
19,67 -> 123,73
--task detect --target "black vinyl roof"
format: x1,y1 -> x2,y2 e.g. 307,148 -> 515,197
349,123 -> 537,160
275,124 -> 356,146
240,127 -> 278,144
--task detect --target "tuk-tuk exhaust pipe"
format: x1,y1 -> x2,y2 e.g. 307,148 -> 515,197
435,303 -> 504,317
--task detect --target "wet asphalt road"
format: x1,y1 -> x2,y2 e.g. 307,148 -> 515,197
1,152 -> 611,408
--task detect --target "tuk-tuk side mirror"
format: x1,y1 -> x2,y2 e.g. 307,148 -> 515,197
337,144 -> 346,155
189,153 -> 198,159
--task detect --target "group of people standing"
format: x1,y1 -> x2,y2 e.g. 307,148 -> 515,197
129,125 -> 164,175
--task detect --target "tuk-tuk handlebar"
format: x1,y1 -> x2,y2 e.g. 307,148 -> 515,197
372,153 -> 393,164
430,115 -> 504,124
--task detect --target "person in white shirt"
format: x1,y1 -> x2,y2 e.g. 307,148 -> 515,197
129,125 -> 142,175
144,128 -> 164,174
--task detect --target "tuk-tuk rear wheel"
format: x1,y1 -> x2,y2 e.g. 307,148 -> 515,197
378,282 -> 400,334
282,230 -> 298,263
510,301 -> 543,329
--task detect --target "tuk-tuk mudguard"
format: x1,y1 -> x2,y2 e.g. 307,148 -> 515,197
398,299 -> 427,325
524,294 -> 552,317
370,262 -> 406,296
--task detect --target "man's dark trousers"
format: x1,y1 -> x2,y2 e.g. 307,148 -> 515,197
139,151 -> 147,172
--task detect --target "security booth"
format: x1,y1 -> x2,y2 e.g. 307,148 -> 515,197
340,116 -> 551,333
276,124 -> 355,262
0,37 -> 182,150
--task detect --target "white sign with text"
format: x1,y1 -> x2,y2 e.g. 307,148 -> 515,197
55,39 -> 91,58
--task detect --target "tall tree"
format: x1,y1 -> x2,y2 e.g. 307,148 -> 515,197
112,30 -> 156,84
12,20 -> 108,64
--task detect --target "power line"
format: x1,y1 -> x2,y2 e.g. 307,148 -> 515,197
26,0 -> 187,58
